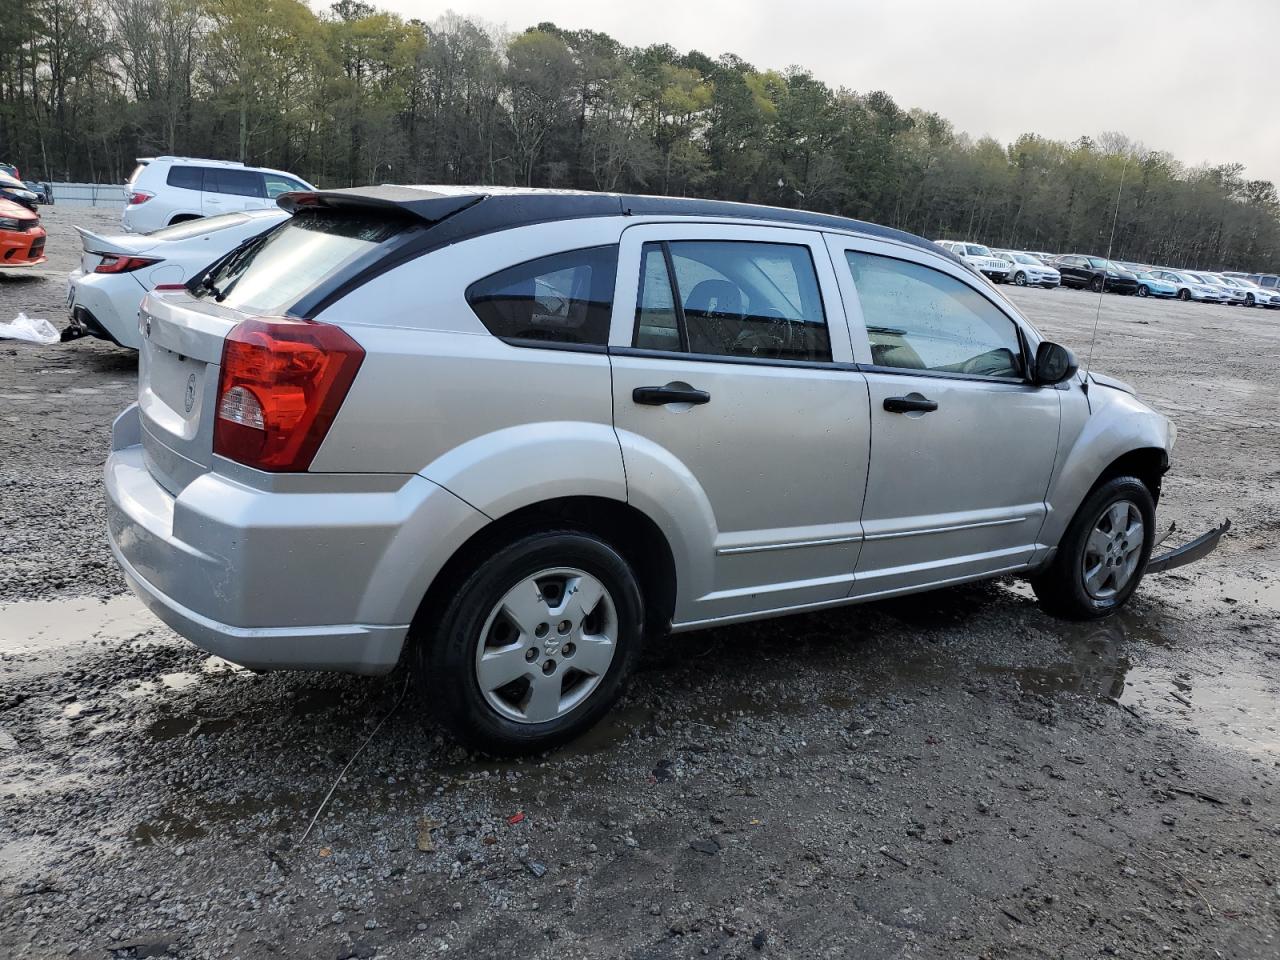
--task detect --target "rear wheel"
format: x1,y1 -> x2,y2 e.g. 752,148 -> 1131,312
1136,284 -> 1149,298
421,530 -> 644,755
1031,476 -> 1155,620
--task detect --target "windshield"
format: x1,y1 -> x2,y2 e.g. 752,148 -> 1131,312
1182,272 -> 1205,283
193,208 -> 410,314
964,244 -> 992,257
1013,254 -> 1039,264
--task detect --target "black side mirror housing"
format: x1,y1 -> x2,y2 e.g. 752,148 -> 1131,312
1034,340 -> 1078,385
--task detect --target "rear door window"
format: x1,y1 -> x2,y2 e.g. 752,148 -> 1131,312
467,246 -> 618,347
206,169 -> 265,198
633,240 -> 831,362
166,166 -> 206,191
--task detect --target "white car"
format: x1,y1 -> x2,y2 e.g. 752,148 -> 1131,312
994,250 -> 1061,288
122,157 -> 312,233
66,209 -> 289,349
1223,276 -> 1280,308
936,240 -> 1011,283
1202,274 -> 1246,305
1147,269 -> 1229,303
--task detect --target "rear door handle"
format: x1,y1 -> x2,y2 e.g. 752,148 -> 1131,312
633,384 -> 711,406
884,394 -> 938,414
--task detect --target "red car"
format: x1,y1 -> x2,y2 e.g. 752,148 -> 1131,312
0,196 -> 46,267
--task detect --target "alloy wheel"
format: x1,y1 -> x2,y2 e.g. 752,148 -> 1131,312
474,567 -> 619,724
1081,500 -> 1145,600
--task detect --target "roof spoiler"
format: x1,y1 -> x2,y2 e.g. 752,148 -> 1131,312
276,186 -> 484,224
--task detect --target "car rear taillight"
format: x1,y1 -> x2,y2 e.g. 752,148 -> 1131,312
127,191 -> 153,204
213,318 -> 364,472
94,255 -> 159,274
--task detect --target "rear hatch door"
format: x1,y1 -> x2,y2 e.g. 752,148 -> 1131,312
136,290 -> 240,495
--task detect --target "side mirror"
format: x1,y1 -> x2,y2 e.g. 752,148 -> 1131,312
1034,340 -> 1078,385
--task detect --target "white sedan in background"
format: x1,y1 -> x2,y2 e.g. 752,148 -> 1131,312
994,250 -> 1061,288
65,209 -> 288,349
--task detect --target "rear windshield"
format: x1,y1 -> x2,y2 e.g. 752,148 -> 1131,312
192,209 -> 409,315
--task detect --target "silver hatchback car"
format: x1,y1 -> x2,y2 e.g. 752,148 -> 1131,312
106,186 -> 1180,753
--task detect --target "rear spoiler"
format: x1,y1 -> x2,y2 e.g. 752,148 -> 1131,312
276,186 -> 484,225
72,225 -> 131,256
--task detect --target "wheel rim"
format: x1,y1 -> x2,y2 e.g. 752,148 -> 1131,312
1137,286 -> 1148,297
474,567 -> 619,724
1091,279 -> 1103,292
1015,273 -> 1026,286
1082,500 -> 1145,601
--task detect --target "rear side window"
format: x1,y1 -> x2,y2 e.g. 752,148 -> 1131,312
846,251 -> 1024,379
206,168 -> 264,198
166,166 -> 206,191
467,246 -> 618,347
634,240 -> 831,362
193,209 -> 409,315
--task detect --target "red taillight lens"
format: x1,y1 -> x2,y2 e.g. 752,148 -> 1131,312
128,191 -> 153,204
213,318 -> 364,472
94,254 -> 159,274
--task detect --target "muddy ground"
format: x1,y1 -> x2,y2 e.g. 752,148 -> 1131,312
1,206 -> 1278,959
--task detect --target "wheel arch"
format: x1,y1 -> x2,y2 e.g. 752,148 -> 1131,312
407,495 -> 679,658
167,213 -> 204,225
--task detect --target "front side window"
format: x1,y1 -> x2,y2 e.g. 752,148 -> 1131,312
467,246 -> 618,346
264,174 -> 309,198
845,251 -> 1025,379
633,240 -> 831,362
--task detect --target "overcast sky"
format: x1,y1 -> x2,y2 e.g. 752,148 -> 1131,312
370,0 -> 1280,185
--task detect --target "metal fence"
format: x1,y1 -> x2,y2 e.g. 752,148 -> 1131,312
48,182 -> 127,207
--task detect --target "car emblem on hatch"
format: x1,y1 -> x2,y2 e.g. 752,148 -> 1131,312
184,373 -> 197,413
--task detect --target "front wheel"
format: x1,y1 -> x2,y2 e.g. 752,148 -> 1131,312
1030,476 -> 1155,620
1245,294 -> 1255,307
1014,271 -> 1027,286
421,530 -> 645,755
1136,284 -> 1149,298
1089,276 -> 1104,293
1177,289 -> 1190,301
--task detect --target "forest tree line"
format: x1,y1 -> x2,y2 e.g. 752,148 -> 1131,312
2,0 -> 1278,271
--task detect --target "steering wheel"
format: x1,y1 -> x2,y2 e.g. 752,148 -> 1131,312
732,308 -> 797,358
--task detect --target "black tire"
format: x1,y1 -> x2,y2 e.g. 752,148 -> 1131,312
1136,284 -> 1149,298
1177,288 -> 1190,301
421,530 -> 644,755
1089,276 -> 1104,293
1014,271 -> 1027,286
1246,293 -> 1255,307
1030,476 -> 1156,621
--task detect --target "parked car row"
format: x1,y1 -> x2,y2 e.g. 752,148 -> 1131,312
936,236 -> 1280,308
0,162 -> 54,206
122,156 -> 313,233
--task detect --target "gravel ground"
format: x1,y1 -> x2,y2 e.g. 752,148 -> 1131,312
1,206 -> 1278,959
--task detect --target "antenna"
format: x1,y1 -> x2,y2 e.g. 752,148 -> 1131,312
1083,152 -> 1131,382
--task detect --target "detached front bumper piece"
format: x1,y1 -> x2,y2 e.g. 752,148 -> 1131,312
1146,519 -> 1230,574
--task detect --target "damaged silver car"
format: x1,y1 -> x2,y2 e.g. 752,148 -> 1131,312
103,186 -> 1226,753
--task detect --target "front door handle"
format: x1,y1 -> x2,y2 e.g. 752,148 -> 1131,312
633,384 -> 711,406
884,394 -> 938,414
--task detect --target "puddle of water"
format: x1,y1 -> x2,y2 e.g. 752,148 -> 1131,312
0,595 -> 158,656
121,656 -> 245,701
1119,664 -> 1280,757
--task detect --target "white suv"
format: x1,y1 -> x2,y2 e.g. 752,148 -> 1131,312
104,186 -> 1219,754
122,157 -> 313,234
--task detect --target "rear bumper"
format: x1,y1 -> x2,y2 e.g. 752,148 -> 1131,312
104,404 -> 486,674
68,272 -> 144,349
